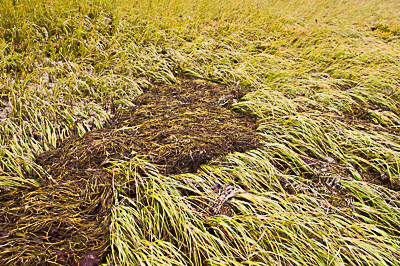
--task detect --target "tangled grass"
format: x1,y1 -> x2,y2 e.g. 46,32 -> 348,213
1,0 -> 400,265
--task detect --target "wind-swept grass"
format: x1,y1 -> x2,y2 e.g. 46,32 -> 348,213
1,0 -> 400,265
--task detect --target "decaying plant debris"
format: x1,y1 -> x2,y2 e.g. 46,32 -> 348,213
0,78 -> 260,265
38,77 -> 259,178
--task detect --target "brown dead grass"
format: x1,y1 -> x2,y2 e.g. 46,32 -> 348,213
0,77 -> 259,265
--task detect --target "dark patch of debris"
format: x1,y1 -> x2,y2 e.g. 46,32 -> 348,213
0,77 -> 260,265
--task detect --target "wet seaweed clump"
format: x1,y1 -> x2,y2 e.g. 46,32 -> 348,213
0,78 -> 260,265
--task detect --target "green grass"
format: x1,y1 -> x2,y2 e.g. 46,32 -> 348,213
1,0 -> 400,265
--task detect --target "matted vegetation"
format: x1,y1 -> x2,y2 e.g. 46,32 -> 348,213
1,0 -> 400,265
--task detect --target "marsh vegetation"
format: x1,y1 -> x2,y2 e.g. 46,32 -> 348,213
1,0 -> 400,265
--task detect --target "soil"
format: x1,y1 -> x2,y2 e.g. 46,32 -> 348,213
0,77 -> 260,265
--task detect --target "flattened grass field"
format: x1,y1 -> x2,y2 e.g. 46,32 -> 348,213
1,0 -> 400,265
